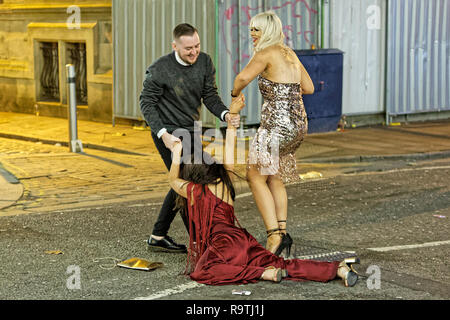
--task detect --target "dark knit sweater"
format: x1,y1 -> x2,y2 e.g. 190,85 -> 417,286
139,51 -> 228,134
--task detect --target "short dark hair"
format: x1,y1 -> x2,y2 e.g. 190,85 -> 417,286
173,23 -> 198,40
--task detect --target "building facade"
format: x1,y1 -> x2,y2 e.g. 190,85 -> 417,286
0,0 -> 112,122
1,0 -> 449,128
113,0 -> 449,129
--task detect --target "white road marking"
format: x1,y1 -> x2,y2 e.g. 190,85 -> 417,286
344,165 -> 450,177
134,281 -> 204,300
235,191 -> 253,199
51,202 -> 163,213
367,240 -> 450,252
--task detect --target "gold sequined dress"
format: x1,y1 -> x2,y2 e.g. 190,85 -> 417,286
248,75 -> 308,183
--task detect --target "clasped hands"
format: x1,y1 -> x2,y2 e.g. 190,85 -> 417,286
163,93 -> 245,152
225,93 -> 245,127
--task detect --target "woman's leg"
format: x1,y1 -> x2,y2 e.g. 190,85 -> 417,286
284,259 -> 340,282
247,164 -> 281,252
267,175 -> 288,233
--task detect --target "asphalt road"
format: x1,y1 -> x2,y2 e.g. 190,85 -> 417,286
0,158 -> 449,307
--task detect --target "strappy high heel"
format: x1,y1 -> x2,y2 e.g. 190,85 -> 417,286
261,266 -> 288,283
277,220 -> 293,257
266,228 -> 283,254
274,233 -> 293,257
337,257 -> 360,287
266,228 -> 292,257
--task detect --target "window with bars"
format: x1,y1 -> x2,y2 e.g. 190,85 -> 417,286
37,41 -> 87,105
66,42 -> 87,105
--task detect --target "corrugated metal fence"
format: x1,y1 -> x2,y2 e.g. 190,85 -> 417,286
112,0 -> 319,127
112,0 -> 450,127
386,0 -> 450,121
112,0 -> 216,124
216,0 -> 319,125
328,0 -> 386,116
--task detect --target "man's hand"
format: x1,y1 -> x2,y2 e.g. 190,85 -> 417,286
161,132 -> 181,151
225,112 -> 241,128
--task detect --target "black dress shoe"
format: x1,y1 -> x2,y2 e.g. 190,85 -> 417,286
147,235 -> 187,253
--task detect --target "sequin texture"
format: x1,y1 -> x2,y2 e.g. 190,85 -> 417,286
247,75 -> 308,183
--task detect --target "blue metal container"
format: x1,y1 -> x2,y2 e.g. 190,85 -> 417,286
294,49 -> 344,133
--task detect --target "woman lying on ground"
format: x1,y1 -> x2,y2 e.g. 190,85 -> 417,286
167,95 -> 359,287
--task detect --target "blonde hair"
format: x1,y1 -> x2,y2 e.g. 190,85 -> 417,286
250,11 -> 285,53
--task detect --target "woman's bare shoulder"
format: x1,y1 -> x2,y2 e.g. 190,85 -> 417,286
258,44 -> 282,56
252,47 -> 273,61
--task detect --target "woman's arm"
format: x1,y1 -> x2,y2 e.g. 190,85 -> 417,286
299,61 -> 314,95
224,124 -> 237,172
224,94 -> 244,171
168,142 -> 188,198
231,51 -> 268,97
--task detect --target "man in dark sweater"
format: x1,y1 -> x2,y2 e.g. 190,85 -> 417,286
140,23 -> 240,253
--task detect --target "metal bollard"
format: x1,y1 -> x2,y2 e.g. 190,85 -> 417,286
66,64 -> 83,153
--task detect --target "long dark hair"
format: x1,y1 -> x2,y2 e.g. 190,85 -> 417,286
175,152 -> 236,212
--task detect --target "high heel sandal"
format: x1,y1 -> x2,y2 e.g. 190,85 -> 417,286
262,266 -> 288,283
267,227 -> 294,257
277,220 -> 293,257
343,256 -> 360,274
266,228 -> 283,254
274,233 -> 293,257
337,257 -> 360,287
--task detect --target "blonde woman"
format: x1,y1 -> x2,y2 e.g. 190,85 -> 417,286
231,11 -> 315,255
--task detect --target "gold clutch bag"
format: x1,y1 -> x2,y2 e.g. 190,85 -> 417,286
116,258 -> 164,271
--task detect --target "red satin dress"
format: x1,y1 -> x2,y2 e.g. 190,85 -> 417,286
185,182 -> 339,286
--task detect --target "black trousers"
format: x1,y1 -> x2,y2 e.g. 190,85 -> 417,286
151,130 -> 201,237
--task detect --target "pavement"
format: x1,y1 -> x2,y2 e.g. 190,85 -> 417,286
1,111 -> 450,214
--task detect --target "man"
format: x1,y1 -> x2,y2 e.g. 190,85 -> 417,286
140,23 -> 240,253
